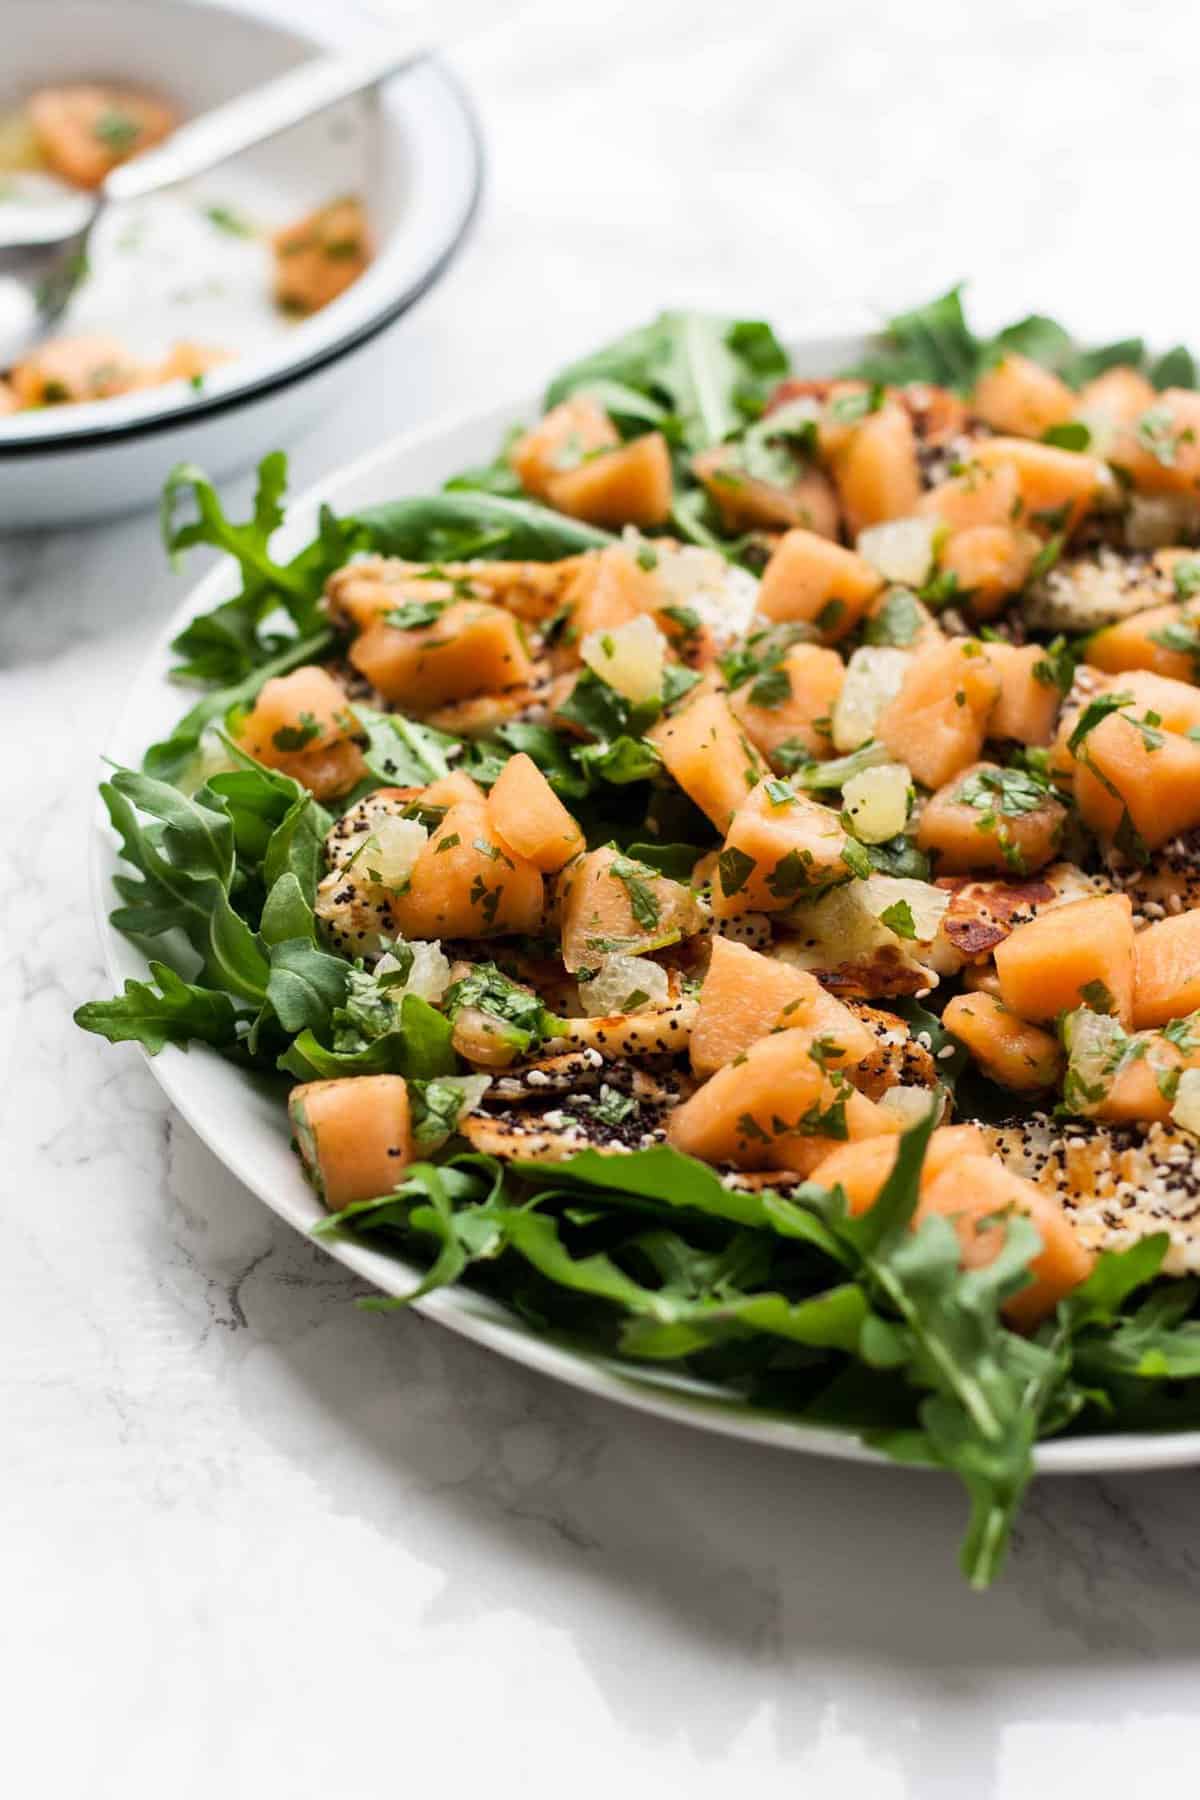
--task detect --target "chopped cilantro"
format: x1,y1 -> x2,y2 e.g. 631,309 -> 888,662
608,856 -> 662,930
879,899 -> 917,939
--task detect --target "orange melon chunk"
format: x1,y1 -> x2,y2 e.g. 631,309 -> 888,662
1087,603 -> 1200,685
1078,365 -> 1157,423
289,1075 -> 412,1210
667,1027 -> 897,1174
234,665 -> 366,801
917,1156 -> 1094,1329
422,770 -> 486,808
349,600 -> 534,711
809,1124 -> 988,1215
711,780 -> 850,919
942,992 -> 1063,1090
10,333 -> 146,406
1094,1035 -> 1200,1125
545,432 -> 673,528
877,639 -> 1001,790
729,643 -> 843,762
757,528 -> 883,641
28,83 -> 175,189
559,847 -> 702,973
916,762 -> 1067,875
561,546 -> 661,643
994,892 -> 1135,1026
273,198 -> 371,315
649,691 -> 766,831
917,457 -> 1020,531
690,937 -> 874,1079
1109,388 -> 1200,495
970,352 -> 1075,439
510,396 -> 620,499
985,641 -> 1061,745
487,753 -> 585,873
940,524 -> 1039,619
1132,910 -> 1200,1028
693,446 -> 839,536
828,403 -> 922,536
1073,711 -> 1200,851
970,436 -> 1112,531
390,802 -> 544,940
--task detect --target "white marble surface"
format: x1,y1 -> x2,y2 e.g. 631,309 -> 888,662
6,1 -> 1200,1793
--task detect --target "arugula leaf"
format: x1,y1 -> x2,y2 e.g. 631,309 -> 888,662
74,962 -> 240,1055
356,707 -> 457,787
353,492 -> 611,562
279,994 -> 456,1082
264,938 -> 348,1036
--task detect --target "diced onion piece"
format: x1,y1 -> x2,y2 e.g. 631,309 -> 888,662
857,517 -> 940,588
842,763 -> 911,844
878,1085 -> 943,1128
832,646 -> 911,752
376,939 -> 453,1003
1062,1007 -> 1126,1117
861,874 -> 950,945
580,953 -> 670,1016
1171,1067 -> 1200,1136
581,612 -> 667,706
367,815 -> 428,888
629,534 -> 760,647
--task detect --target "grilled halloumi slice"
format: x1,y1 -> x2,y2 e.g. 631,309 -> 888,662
325,554 -> 585,631
1023,546 -> 1173,633
935,862 -> 1107,965
543,999 -> 698,1064
460,1067 -> 691,1162
984,1113 -> 1200,1274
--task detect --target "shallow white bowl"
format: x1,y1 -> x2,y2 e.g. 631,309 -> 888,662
0,0 -> 482,526
92,336 -> 1200,1475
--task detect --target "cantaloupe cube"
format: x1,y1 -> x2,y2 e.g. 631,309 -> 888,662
561,546 -> 661,643
273,198 -> 371,315
390,801 -> 544,940
877,639 -> 1001,790
689,936 -> 874,1078
729,644 -> 843,762
916,761 -> 1067,875
1087,603 -> 1200,685
1109,388 -> 1200,495
510,395 -> 620,498
711,780 -> 850,918
829,403 -> 922,535
288,1075 -> 412,1210
1094,1034 -> 1200,1123
1095,669 -> 1200,735
917,1156 -> 1094,1329
942,991 -> 1063,1090
693,446 -> 839,536
559,847 -> 702,973
756,529 -> 883,640
940,524 -> 1039,619
649,690 -> 766,831
970,352 -> 1076,439
422,770 -> 486,808
809,1123 -> 988,1214
994,892 -> 1135,1026
235,665 -> 366,800
917,457 -> 1021,531
970,437 -> 1112,531
1132,910 -> 1200,1028
545,432 -> 673,528
667,1027 -> 897,1173
28,83 -> 175,189
1073,712 -> 1200,850
350,600 -> 534,711
985,641 -> 1062,745
1078,365 -> 1157,423
487,752 -> 585,872
10,333 -> 147,406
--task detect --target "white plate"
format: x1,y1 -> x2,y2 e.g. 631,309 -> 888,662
0,0 -> 482,524
92,334 -> 1200,1476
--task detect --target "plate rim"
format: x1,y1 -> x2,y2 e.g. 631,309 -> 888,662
89,338 -> 1200,1479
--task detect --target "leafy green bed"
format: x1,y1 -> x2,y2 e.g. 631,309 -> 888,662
78,289 -> 1200,1587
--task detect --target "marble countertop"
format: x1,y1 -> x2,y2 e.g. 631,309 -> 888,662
6,0 -> 1200,1793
